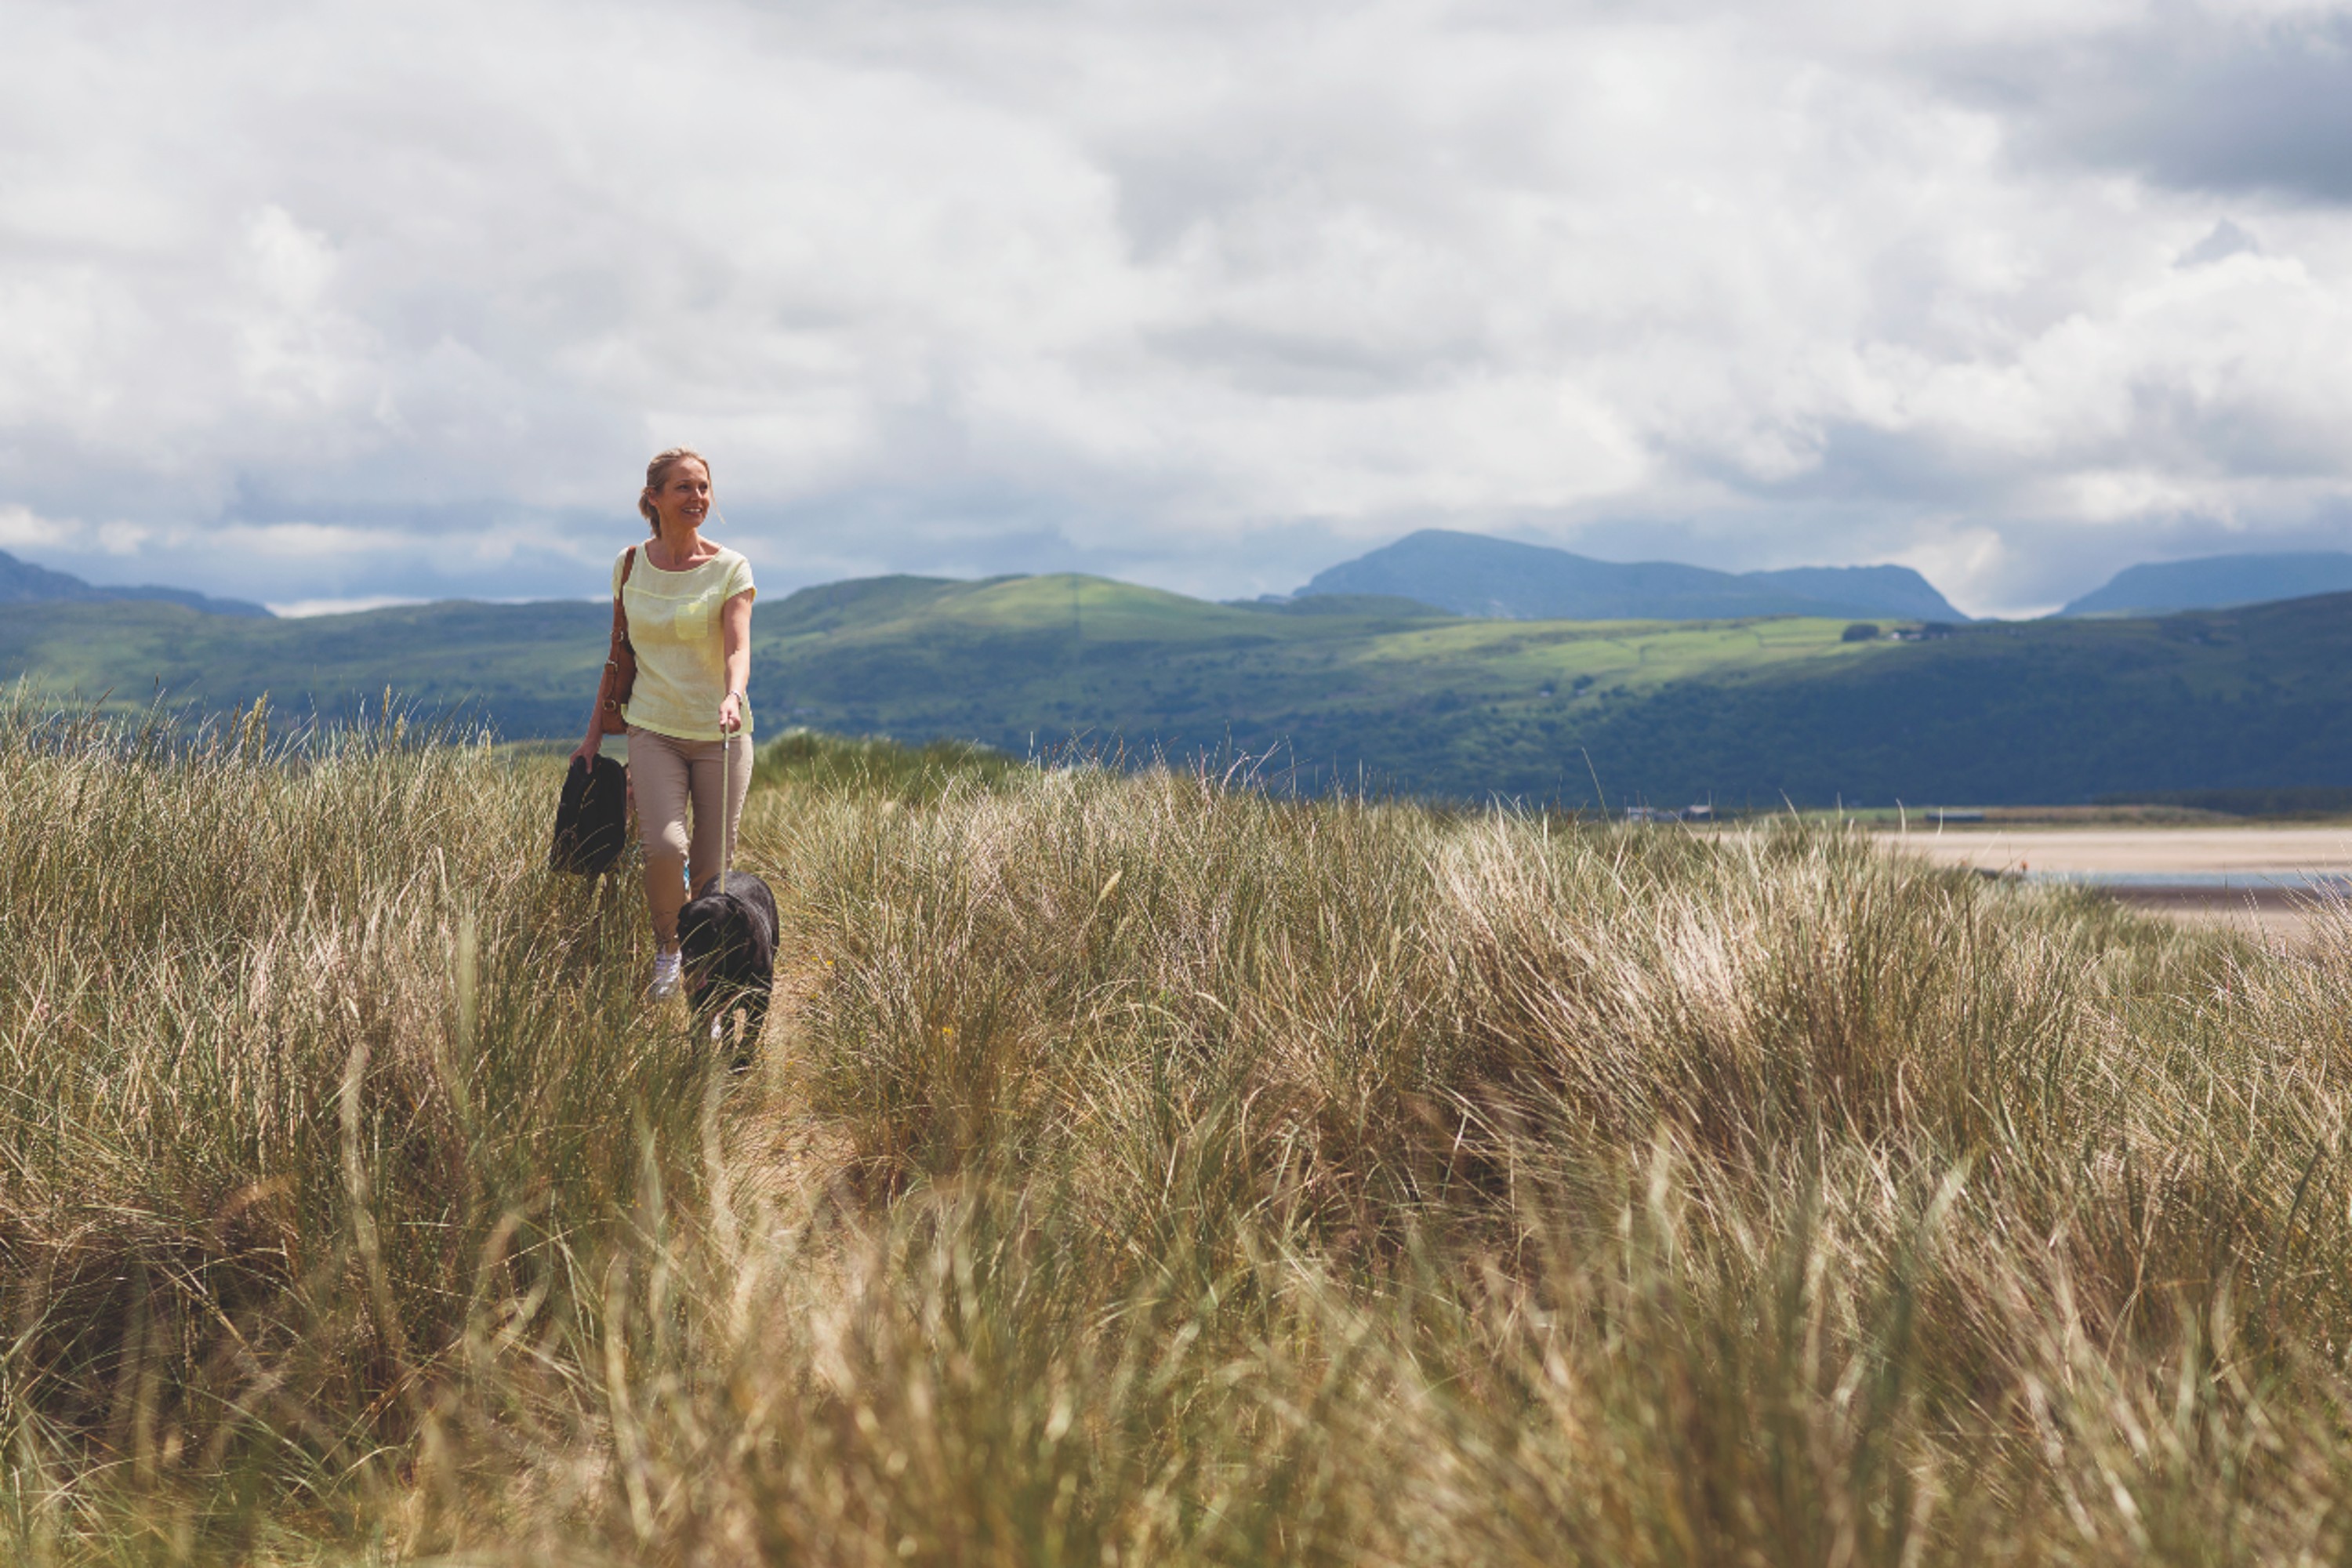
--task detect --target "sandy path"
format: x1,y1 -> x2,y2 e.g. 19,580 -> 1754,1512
723,955 -> 856,1210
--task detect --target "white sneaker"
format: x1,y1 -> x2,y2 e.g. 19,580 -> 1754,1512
648,950 -> 682,1000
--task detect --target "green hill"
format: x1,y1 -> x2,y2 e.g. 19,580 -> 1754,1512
757,575 -> 1893,797
0,596 -> 612,737
5,575 -> 2349,804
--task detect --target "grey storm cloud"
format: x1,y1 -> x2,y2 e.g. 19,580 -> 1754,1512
5,0 -> 2352,618
1966,9 -> 2352,203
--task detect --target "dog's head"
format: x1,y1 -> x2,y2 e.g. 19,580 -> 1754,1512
678,883 -> 775,1007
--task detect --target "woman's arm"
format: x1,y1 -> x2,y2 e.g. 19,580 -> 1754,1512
717,589 -> 754,734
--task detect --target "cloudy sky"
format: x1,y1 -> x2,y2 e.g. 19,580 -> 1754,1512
6,0 -> 2352,617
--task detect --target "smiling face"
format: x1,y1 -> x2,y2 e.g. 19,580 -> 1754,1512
650,456 -> 712,535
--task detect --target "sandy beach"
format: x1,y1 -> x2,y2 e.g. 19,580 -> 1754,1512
1886,825 -> 2352,942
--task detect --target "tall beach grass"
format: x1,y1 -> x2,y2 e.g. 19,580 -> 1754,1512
5,697 -> 2352,1563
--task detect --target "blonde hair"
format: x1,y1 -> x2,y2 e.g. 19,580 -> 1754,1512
637,448 -> 711,533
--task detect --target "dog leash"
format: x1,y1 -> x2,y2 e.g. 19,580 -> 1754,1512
718,708 -> 732,898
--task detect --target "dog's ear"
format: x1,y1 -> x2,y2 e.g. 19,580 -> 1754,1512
732,906 -> 767,973
678,898 -> 724,967
739,876 -> 779,949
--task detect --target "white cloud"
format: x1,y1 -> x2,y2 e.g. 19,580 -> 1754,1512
5,0 -> 2352,617
267,595 -> 426,619
212,521 -> 418,558
0,506 -> 56,551
0,504 -> 147,557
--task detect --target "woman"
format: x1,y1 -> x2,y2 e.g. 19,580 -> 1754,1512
574,448 -> 757,998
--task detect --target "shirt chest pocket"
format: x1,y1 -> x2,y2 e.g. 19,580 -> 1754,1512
665,592 -> 715,644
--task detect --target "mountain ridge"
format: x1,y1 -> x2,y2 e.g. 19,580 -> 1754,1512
2060,550 -> 2352,616
12,533 -> 2351,630
1297,529 -> 1966,622
0,548 -> 271,619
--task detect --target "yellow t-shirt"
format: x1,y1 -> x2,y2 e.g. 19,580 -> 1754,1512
613,543 -> 757,742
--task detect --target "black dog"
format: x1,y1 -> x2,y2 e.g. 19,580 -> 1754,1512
677,869 -> 778,1068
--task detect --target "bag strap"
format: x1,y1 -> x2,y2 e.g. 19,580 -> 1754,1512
611,545 -> 636,647
597,546 -> 637,730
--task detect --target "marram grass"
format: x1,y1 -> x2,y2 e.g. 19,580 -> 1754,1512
5,698 -> 2352,1563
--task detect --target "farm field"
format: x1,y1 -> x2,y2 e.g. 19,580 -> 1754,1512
13,702 -> 2352,1561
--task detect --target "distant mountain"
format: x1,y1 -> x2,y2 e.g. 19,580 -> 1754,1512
1298,530 -> 1965,622
0,548 -> 270,618
2060,551 -> 2352,617
1737,565 -> 1960,622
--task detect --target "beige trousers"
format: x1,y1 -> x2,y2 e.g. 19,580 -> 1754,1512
626,726 -> 753,946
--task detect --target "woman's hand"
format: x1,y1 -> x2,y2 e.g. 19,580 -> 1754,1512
718,691 -> 744,735
572,732 -> 602,765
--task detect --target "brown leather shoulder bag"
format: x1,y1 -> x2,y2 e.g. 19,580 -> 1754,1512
597,545 -> 638,736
